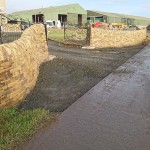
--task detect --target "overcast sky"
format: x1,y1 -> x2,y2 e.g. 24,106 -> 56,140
6,0 -> 150,18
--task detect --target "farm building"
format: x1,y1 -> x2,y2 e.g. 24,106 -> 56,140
8,4 -> 87,26
87,10 -> 150,28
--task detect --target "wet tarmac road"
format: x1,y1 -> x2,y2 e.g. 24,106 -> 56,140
21,44 -> 150,150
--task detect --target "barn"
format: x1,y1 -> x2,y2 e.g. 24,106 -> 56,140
87,10 -> 150,28
9,4 -> 87,26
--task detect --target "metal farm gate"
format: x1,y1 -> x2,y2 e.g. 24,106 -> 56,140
0,17 -> 48,44
0,24 -> 23,44
0,19 -> 30,44
64,22 -> 91,47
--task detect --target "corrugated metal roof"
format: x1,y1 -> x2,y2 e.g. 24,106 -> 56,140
87,10 -> 150,21
9,4 -> 87,21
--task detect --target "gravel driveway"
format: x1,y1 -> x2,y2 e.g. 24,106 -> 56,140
19,40 -> 144,112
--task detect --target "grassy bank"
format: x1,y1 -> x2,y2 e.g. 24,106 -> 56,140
0,107 -> 56,150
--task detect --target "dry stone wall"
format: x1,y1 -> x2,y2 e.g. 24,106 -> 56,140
2,24 -> 21,31
90,29 -> 146,48
0,24 -> 48,108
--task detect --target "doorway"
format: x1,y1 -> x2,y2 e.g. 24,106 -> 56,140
58,14 -> 67,26
78,14 -> 82,26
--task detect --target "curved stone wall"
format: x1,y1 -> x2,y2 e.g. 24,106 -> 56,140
0,24 -> 48,108
90,29 -> 146,48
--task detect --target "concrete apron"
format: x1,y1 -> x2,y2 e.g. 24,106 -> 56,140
22,44 -> 150,150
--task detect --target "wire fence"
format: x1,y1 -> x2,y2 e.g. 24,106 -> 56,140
0,25 -> 23,44
64,22 -> 91,46
0,22 -> 48,44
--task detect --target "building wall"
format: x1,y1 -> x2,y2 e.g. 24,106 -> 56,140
134,19 -> 150,27
90,28 -> 146,48
0,24 -> 48,108
107,16 -> 121,24
87,10 -> 150,27
82,14 -> 87,24
67,13 -> 87,24
68,13 -> 78,24
107,16 -> 150,27
0,0 -> 6,13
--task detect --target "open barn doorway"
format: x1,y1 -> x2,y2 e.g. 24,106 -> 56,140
78,14 -> 82,26
58,14 -> 67,27
32,13 -> 44,23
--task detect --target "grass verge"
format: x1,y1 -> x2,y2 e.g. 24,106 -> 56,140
0,107 -> 56,150
48,29 -> 64,43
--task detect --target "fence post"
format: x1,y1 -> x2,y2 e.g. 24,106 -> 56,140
20,21 -> 22,31
64,22 -> 66,40
86,26 -> 91,47
44,23 -> 48,42
28,21 -> 31,27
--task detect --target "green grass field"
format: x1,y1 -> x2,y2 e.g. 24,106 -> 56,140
0,107 -> 56,150
48,29 -> 64,43
47,28 -> 87,45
